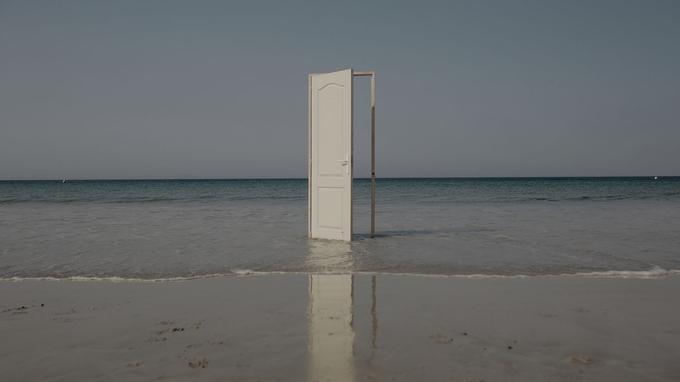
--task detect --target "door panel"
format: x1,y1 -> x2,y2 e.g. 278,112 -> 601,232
309,69 -> 353,241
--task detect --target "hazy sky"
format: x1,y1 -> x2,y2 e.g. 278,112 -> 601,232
1,0 -> 679,179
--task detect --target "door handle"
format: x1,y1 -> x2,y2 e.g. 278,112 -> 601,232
338,155 -> 350,174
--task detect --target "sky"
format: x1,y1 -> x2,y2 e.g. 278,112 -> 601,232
1,0 -> 679,179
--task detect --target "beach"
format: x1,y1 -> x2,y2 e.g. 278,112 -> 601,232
2,178 -> 679,380
2,273 -> 680,381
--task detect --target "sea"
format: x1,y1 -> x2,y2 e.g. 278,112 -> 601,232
1,177 -> 679,280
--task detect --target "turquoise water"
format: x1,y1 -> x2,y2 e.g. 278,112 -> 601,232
1,177 -> 679,279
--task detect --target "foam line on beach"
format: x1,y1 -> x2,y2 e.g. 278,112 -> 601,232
560,267 -> 680,279
0,269 -> 291,283
2,267 -> 680,283
353,266 -> 680,279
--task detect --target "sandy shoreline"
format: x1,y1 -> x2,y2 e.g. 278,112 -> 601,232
2,274 -> 680,381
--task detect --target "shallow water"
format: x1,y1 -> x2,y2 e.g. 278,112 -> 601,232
1,177 -> 679,279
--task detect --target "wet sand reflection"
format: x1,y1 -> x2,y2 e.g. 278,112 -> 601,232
307,240 -> 355,382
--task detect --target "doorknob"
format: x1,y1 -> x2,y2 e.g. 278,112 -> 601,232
338,155 -> 350,174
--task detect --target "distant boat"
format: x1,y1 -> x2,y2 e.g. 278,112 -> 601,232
654,176 -> 659,180
62,178 -> 66,183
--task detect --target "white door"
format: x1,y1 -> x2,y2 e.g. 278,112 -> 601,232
309,69 -> 353,241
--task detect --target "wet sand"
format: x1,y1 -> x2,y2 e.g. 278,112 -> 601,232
2,274 -> 680,381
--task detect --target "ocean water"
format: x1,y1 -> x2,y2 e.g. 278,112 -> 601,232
1,177 -> 679,280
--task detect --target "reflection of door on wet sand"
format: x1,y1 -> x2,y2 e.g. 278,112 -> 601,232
307,240 -> 354,381
308,274 -> 354,382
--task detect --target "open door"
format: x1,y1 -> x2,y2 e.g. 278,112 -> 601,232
309,69 -> 353,241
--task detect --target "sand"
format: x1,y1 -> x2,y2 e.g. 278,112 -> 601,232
2,274 -> 680,381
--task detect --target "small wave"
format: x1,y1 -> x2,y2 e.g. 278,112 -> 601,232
2,267 -> 680,282
227,195 -> 305,201
0,198 -> 86,204
0,197 -> 182,204
0,270 -> 278,283
565,194 -> 632,201
354,267 -> 680,279
561,266 -> 680,279
414,193 -> 680,204
0,195 -> 305,205
108,197 -> 186,203
0,274 -> 226,283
